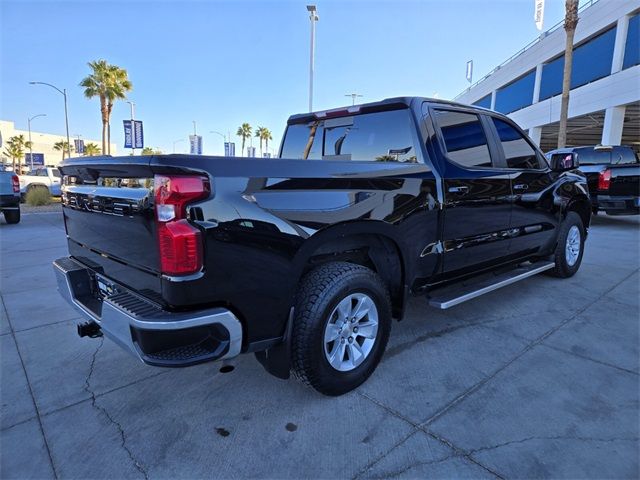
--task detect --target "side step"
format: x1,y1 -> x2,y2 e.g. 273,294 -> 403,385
427,261 -> 555,310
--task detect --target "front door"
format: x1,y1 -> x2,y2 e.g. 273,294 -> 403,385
430,108 -> 513,274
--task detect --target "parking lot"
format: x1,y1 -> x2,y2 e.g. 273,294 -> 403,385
1,211 -> 638,479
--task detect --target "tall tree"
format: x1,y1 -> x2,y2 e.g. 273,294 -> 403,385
53,141 -> 74,161
2,135 -> 31,171
80,60 -> 133,155
557,0 -> 579,148
261,128 -> 273,156
83,143 -> 101,156
236,123 -> 252,157
255,126 -> 266,156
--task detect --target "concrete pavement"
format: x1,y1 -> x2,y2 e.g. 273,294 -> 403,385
1,212 -> 638,479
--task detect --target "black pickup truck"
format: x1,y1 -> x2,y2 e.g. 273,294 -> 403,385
54,97 -> 591,395
546,145 -> 640,215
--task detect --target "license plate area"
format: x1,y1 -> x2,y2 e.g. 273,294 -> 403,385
95,274 -> 118,299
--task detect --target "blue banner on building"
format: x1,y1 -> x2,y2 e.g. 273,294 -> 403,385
25,153 -> 45,166
224,142 -> 236,157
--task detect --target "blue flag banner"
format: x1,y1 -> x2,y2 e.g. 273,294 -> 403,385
133,120 -> 144,148
74,139 -> 85,154
124,120 -> 133,148
189,135 -> 203,155
124,120 -> 144,148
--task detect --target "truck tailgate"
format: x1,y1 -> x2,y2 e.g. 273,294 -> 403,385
60,158 -> 163,299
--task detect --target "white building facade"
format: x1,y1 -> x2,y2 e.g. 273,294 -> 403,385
455,0 -> 639,153
0,120 -> 117,170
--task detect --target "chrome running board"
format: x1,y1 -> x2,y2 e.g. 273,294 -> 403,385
427,262 -> 555,310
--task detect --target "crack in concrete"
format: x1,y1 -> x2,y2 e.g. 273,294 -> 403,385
350,429 -> 418,480
467,435 -> 640,455
363,451 -> 461,479
83,338 -> 149,480
355,391 -> 505,479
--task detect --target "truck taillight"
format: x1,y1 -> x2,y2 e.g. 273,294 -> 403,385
11,175 -> 19,193
598,169 -> 611,191
154,175 -> 210,276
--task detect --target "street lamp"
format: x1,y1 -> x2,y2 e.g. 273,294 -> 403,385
210,131 -> 226,155
345,93 -> 363,105
172,139 -> 185,153
27,114 -> 47,170
126,101 -> 136,156
29,81 -> 71,159
306,5 -> 319,112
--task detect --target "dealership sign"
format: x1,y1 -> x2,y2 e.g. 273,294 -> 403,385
25,153 -> 45,166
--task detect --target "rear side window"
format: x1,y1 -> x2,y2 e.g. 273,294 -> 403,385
52,169 -> 61,178
433,110 -> 493,168
613,147 -> 639,165
492,118 -> 543,169
281,109 -> 418,163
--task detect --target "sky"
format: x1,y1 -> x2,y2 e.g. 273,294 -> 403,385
1,0 -> 574,156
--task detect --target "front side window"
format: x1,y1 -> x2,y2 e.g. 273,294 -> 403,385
280,109 -> 418,163
492,118 -> 543,169
434,110 -> 493,168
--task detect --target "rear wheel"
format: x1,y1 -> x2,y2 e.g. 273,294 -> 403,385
291,262 -> 391,396
3,209 -> 20,224
549,212 -> 584,278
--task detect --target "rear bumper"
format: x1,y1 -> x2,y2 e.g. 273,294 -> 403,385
596,195 -> 640,215
53,257 -> 243,367
0,194 -> 19,210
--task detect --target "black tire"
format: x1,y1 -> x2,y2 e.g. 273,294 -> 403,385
4,209 -> 20,224
549,212 -> 584,278
291,262 -> 392,396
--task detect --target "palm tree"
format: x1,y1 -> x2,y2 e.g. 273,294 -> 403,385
2,135 -> 32,171
558,0 -> 579,148
141,147 -> 163,155
236,123 -> 252,157
83,143 -> 101,156
80,60 -> 133,155
255,127 -> 266,156
53,141 -> 74,161
261,128 -> 273,156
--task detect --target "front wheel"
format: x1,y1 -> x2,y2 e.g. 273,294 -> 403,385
291,262 -> 391,396
549,212 -> 584,278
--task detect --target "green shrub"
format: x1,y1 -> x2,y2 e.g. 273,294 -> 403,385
25,187 -> 51,206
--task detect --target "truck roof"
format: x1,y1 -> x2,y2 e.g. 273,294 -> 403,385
286,96 -> 481,125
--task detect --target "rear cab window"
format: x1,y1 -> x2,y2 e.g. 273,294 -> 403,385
280,108 -> 420,163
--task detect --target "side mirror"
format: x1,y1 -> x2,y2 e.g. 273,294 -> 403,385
550,152 -> 578,172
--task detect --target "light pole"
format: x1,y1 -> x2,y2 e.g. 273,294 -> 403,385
27,113 -> 46,170
172,139 -> 185,153
345,93 -> 363,105
306,5 -> 319,112
210,131 -> 226,155
127,101 -> 136,156
29,81 -> 71,159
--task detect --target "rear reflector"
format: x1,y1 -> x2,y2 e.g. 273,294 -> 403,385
154,175 -> 210,276
11,175 -> 19,193
598,169 -> 611,191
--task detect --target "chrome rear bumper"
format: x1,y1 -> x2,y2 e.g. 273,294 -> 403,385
53,257 -> 243,367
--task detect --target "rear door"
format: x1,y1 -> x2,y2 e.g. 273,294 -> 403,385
487,116 -> 558,257
430,108 -> 513,274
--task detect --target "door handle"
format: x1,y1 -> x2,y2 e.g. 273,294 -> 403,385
448,186 -> 470,194
513,184 -> 529,191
